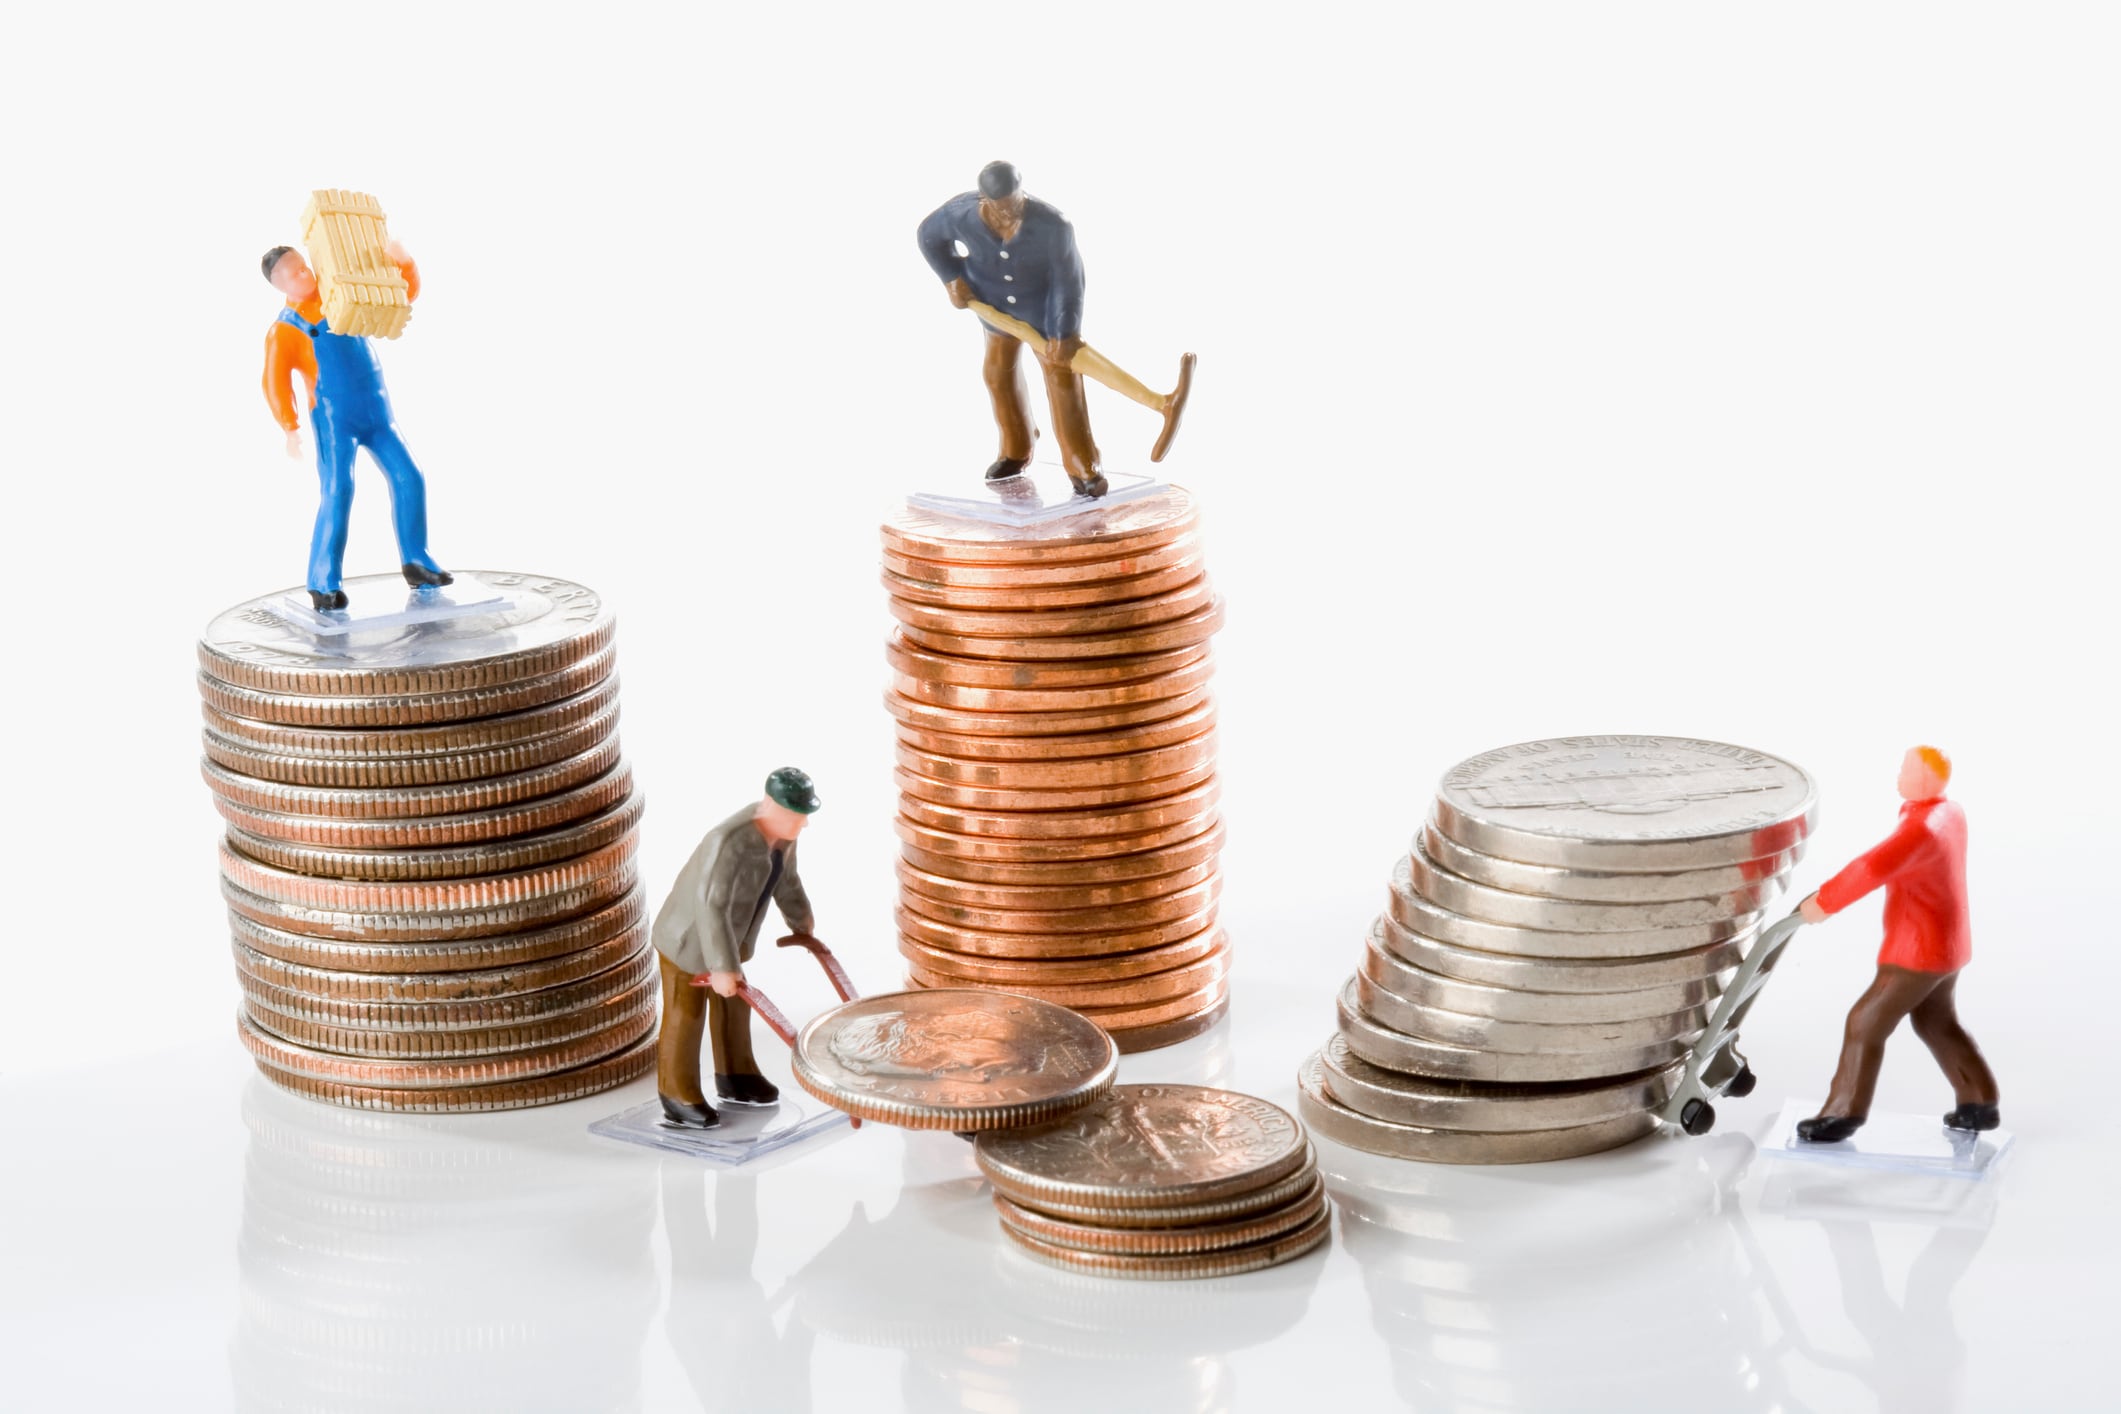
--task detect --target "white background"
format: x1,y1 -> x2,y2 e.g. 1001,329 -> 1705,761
2,4 -> 2117,1411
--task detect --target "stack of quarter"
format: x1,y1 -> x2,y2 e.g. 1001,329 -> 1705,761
975,1085 -> 1330,1280
1300,737 -> 1816,1162
198,572 -> 654,1111
881,487 -> 1230,1052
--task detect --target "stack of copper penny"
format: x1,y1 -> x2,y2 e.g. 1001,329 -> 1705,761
197,572 -> 654,1112
880,487 -> 1229,1052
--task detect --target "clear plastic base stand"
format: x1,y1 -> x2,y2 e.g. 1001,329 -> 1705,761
267,576 -> 514,637
1758,1098 -> 2013,1179
906,462 -> 1163,527
589,1092 -> 849,1167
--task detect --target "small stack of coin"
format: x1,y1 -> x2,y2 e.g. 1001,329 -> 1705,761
1300,737 -> 1816,1162
974,1084 -> 1330,1280
881,488 -> 1230,1052
198,572 -> 654,1111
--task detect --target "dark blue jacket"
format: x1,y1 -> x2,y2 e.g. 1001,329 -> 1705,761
917,193 -> 1084,341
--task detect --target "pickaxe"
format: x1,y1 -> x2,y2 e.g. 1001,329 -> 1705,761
966,300 -> 1197,463
693,932 -> 863,1126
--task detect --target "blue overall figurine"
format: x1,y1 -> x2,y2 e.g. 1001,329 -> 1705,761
260,244 -> 450,612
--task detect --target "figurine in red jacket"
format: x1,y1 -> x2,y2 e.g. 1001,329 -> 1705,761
1795,746 -> 2001,1142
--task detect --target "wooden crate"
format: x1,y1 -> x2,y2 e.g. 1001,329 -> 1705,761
300,189 -> 411,339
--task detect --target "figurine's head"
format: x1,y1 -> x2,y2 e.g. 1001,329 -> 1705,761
977,160 -> 1026,227
1898,745 -> 1951,801
262,246 -> 317,302
756,766 -> 821,841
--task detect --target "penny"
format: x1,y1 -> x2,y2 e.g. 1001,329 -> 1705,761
895,812 -> 1220,864
219,833 -> 639,914
201,706 -> 617,787
1404,834 -> 1784,931
881,534 -> 1201,586
223,793 -> 646,882
239,992 -> 656,1089
887,575 -> 1216,639
886,684 -> 1214,738
1317,1032 -> 1683,1134
1107,993 -> 1230,1054
896,731 -> 1216,790
894,700 -> 1217,762
994,1181 -> 1326,1256
1419,822 -> 1806,905
231,920 -> 647,1000
251,1028 -> 654,1112
897,903 -> 1221,959
1432,736 -> 1817,871
897,927 -> 1226,984
1389,862 -> 1760,959
889,657 -> 1217,713
201,737 -> 624,820
897,856 -> 1219,911
905,948 -> 1228,1008
898,600 -> 1223,661
898,875 -> 1222,935
222,863 -> 637,943
242,971 -> 658,1057
883,558 -> 1206,609
194,646 -> 615,728
1297,1053 -> 1657,1164
1377,913 -> 1744,994
210,763 -> 634,849
1075,978 -> 1231,1031
199,572 -> 615,697
893,760 -> 1217,814
901,823 -> 1226,886
201,675 -> 622,758
1358,921 -> 1722,1023
227,891 -> 646,975
999,1204 -> 1330,1280
1007,1148 -> 1318,1227
897,780 -> 1220,839
790,989 -> 1119,1130
1353,973 -> 1707,1055
887,634 -> 1209,689
1336,980 -> 1688,1083
880,487 -> 1199,564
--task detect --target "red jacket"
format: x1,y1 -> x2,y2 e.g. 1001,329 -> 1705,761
1817,797 -> 1971,973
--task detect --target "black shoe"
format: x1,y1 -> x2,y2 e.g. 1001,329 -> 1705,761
1796,1114 -> 1865,1144
716,1073 -> 780,1107
984,457 -> 1029,482
308,588 -> 349,611
659,1094 -> 720,1129
1071,473 -> 1109,499
1944,1102 -> 2000,1132
402,563 -> 455,589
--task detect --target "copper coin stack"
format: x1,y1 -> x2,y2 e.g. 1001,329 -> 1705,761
881,487 -> 1229,1053
197,572 -> 654,1112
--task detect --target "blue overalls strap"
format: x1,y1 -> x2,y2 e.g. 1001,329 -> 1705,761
277,306 -> 330,337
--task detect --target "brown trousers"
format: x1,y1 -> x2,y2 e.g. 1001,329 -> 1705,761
657,954 -> 762,1104
1821,965 -> 1999,1119
983,326 -> 1101,487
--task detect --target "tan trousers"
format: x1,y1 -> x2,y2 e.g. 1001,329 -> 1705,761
982,326 -> 1101,488
657,954 -> 762,1104
1821,965 -> 2000,1118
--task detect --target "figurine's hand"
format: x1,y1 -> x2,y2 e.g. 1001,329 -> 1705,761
1042,335 -> 1084,369
283,428 -> 303,460
706,970 -> 743,997
1798,892 -> 1829,925
384,238 -> 411,266
946,278 -> 973,310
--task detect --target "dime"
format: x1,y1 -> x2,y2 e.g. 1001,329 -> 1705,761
908,952 -> 1229,1010
1376,913 -> 1743,994
974,1084 -> 1309,1212
880,487 -> 1199,564
1335,980 -> 1687,1083
222,863 -> 637,943
994,1183 -> 1327,1256
892,760 -> 1217,812
200,675 -> 622,758
898,600 -> 1223,661
1431,736 -> 1817,871
198,572 -> 615,697
231,916 -> 647,998
201,707 -> 616,787
898,876 -> 1222,935
1419,822 -> 1804,904
239,993 -> 655,1089
886,684 -> 1214,738
888,658 -> 1217,713
252,1030 -> 654,1112
1352,973 -> 1706,1055
1389,864 -> 1759,959
223,793 -> 646,882
1297,1053 -> 1657,1164
1005,1148 -> 1319,1227
1359,921 -> 1722,1023
1404,834 -> 1782,931
211,764 -> 635,849
894,700 -> 1218,762
897,927 -> 1227,985
219,834 -> 638,914
896,812 -> 1219,863
790,989 -> 1119,1130
896,857 -> 1219,911
883,558 -> 1206,609
886,576 -> 1216,639
887,635 -> 1209,688
201,737 -> 624,821
898,903 -> 1221,959
895,731 -> 1217,790
1107,993 -> 1230,1053
897,780 -> 1220,840
881,534 -> 1201,586
998,1205 -> 1330,1281
194,646 -> 615,728
242,972 -> 658,1057
237,944 -> 658,1031
901,822 -> 1226,885
1317,1033 -> 1684,1134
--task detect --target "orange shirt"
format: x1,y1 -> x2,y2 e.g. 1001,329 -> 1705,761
1816,797 -> 1972,974
260,257 -> 420,431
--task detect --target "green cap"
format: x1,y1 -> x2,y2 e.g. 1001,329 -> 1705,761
765,767 -> 822,815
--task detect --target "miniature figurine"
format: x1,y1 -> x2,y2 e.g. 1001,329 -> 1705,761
1794,746 -> 2001,1142
651,769 -> 824,1129
917,161 -> 1196,499
260,197 -> 450,612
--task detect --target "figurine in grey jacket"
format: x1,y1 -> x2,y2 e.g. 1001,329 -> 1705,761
652,768 -> 821,1129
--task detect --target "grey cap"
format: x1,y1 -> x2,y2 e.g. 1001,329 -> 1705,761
765,767 -> 821,815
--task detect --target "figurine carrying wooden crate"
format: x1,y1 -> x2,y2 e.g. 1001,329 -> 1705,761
300,189 -> 413,339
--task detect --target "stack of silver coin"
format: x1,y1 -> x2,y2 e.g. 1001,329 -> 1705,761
1299,737 -> 1815,1162
197,572 -> 655,1112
